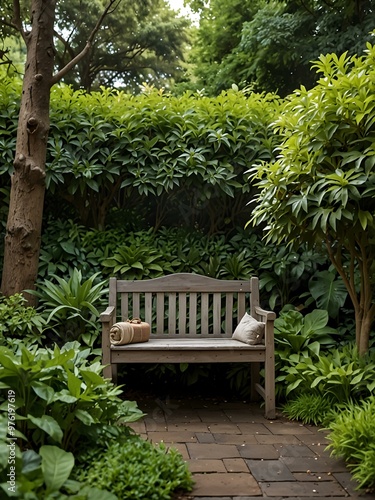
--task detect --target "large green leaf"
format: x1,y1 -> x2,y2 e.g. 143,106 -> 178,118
27,415 -> 63,443
303,309 -> 329,336
31,382 -> 55,404
22,449 -> 41,474
40,445 -> 74,493
309,270 -> 347,318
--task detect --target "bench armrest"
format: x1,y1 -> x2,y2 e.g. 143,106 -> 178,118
254,306 -> 276,321
100,306 -> 115,323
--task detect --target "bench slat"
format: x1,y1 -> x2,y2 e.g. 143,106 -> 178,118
111,338 -> 265,350
225,293 -> 234,335
178,293 -> 187,334
238,292 -> 246,322
189,293 -> 197,335
156,293 -> 164,334
213,293 -> 221,334
201,293 -> 209,336
145,293 -> 153,326
121,292 -> 129,321
133,292 -> 140,318
168,293 -> 177,334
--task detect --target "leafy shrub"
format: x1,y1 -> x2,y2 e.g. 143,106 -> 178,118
75,436 -> 194,499
282,393 -> 335,425
0,294 -> 45,346
0,342 -> 143,453
30,269 -> 108,347
275,308 -> 338,359
258,244 -> 326,309
274,308 -> 338,398
38,218 -> 98,279
102,244 -> 167,279
327,396 -> 375,490
280,344 -> 375,401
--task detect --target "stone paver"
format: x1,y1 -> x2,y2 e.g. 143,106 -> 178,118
207,423 -> 242,434
188,459 -> 227,473
255,434 -> 301,445
280,456 -> 348,473
196,432 -> 216,443
236,423 -> 272,434
213,433 -> 258,445
265,422 -> 314,435
147,430 -> 197,442
246,459 -> 295,482
134,395 -> 375,499
187,443 -> 240,459
223,458 -> 249,473
239,444 -> 280,459
259,480 -> 347,497
276,444 -> 317,457
192,473 -> 261,497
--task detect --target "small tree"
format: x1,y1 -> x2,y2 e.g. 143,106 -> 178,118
249,42 -> 375,355
0,0 -> 119,303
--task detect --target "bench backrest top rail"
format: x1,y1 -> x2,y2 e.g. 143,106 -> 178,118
113,273 -> 256,293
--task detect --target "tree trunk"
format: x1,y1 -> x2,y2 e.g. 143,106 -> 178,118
1,0 -> 56,304
355,306 -> 375,356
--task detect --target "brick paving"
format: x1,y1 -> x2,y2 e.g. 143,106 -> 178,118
129,394 -> 375,499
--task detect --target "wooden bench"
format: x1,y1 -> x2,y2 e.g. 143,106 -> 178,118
100,273 -> 276,419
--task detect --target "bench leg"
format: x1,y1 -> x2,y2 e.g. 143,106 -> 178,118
264,357 -> 276,420
103,364 -> 113,380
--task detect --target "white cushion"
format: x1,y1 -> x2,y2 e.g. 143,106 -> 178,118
232,313 -> 265,345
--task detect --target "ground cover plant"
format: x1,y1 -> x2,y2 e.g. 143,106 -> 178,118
75,438 -> 194,500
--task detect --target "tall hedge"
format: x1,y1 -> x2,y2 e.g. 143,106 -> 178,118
0,75 -> 281,232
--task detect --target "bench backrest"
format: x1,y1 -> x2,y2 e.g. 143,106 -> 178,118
108,273 -> 260,338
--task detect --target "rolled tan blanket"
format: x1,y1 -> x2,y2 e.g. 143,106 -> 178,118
109,318 -> 150,345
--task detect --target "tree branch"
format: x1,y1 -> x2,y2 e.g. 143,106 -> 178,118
53,29 -> 76,61
12,0 -> 26,41
50,0 -> 121,86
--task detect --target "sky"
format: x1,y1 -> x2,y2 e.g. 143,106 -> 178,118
167,0 -> 198,20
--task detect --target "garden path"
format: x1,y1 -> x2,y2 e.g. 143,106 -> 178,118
128,391 -> 375,500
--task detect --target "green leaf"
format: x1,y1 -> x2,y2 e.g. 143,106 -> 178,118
27,415 -> 63,444
31,382 -> 55,404
303,309 -> 328,336
309,271 -> 347,318
40,445 -> 74,493
22,449 -> 41,474
74,409 -> 95,425
67,370 -> 82,398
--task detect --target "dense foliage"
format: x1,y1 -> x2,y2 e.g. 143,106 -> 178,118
0,341 -> 193,498
76,438 -> 194,499
327,397 -> 375,489
250,43 -> 375,355
187,0 -> 374,96
0,75 -> 280,232
0,0 -> 191,92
